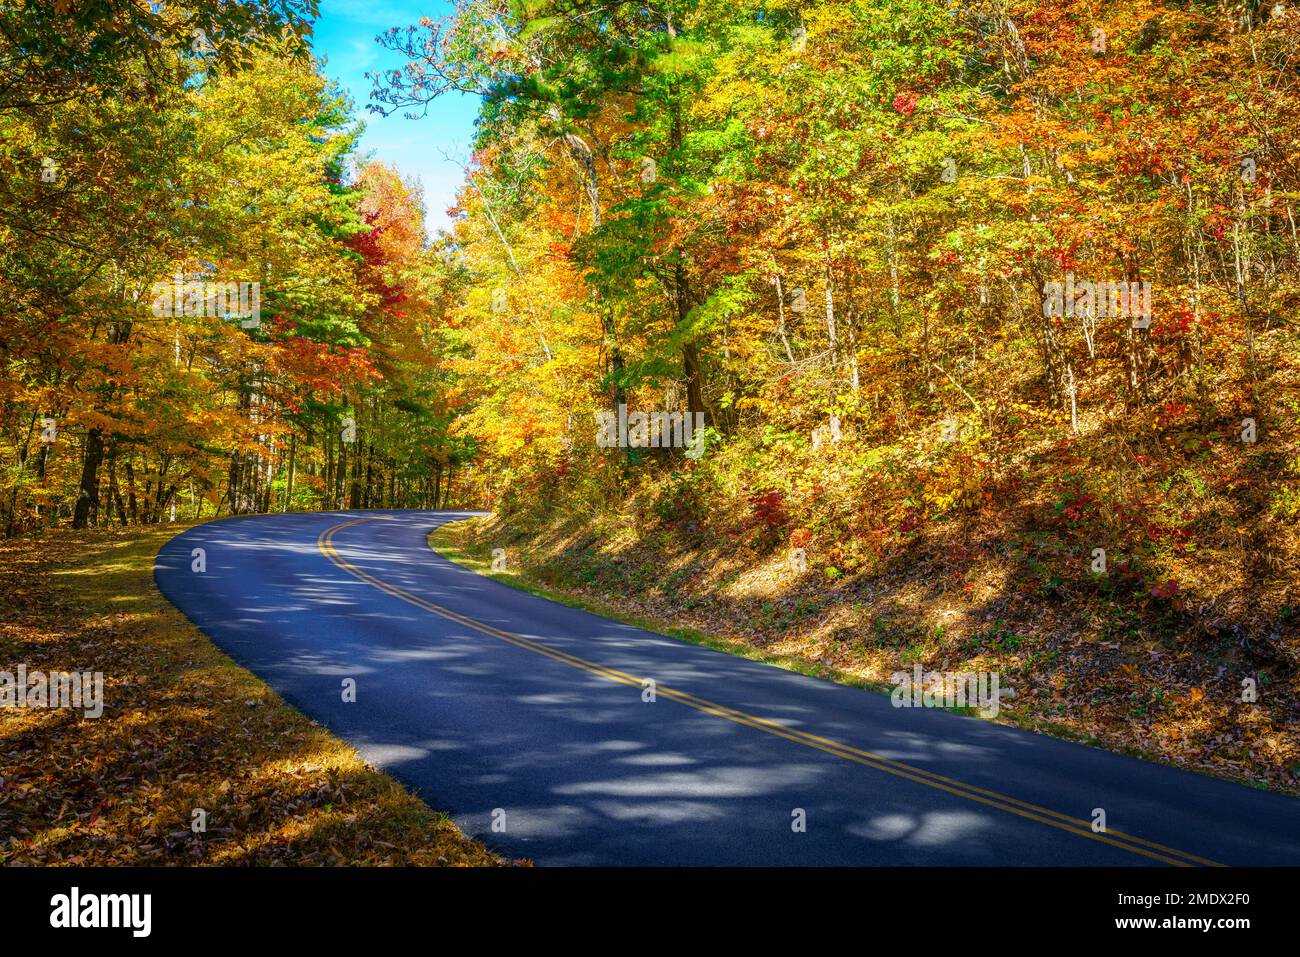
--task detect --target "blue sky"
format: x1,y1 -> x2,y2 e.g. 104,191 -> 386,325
311,0 -> 481,234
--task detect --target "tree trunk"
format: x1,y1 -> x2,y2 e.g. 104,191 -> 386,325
72,426 -> 105,529
125,459 -> 140,524
284,430 -> 297,512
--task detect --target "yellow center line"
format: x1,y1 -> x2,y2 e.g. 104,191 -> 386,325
317,515 -> 1223,868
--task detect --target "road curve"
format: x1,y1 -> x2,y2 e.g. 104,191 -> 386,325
154,510 -> 1300,866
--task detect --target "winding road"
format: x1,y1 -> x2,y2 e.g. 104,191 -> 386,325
153,510 -> 1300,866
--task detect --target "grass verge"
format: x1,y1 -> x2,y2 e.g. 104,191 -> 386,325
429,522 -> 891,695
0,524 -> 500,866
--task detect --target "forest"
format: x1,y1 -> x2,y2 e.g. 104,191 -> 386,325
3,1 -> 1299,783
3,0 -> 464,531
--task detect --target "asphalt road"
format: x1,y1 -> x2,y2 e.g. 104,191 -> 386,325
153,510 -> 1300,866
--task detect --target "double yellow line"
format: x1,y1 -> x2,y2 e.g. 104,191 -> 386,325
318,515 -> 1222,867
